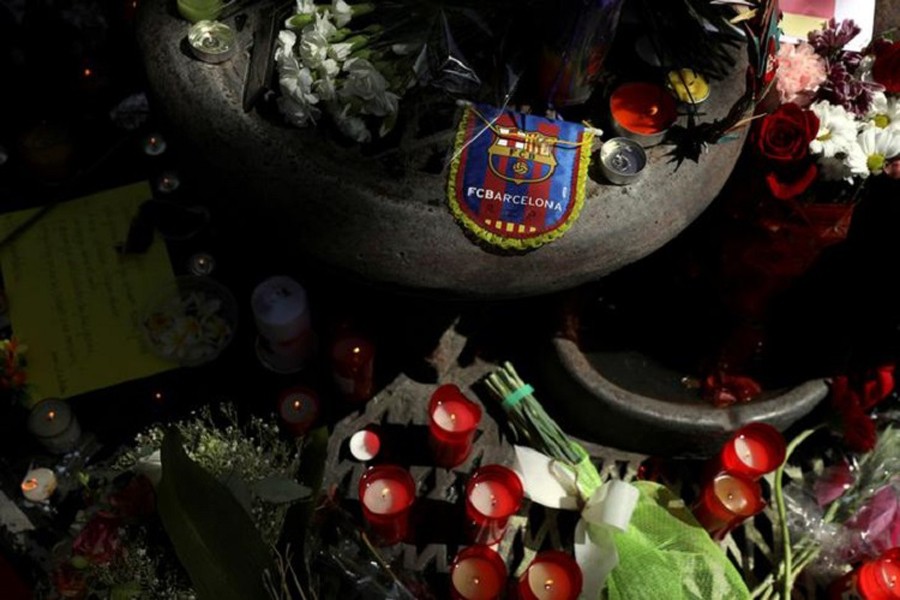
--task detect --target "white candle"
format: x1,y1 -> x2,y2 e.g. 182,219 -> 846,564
21,468 -> 57,502
526,561 -> 573,600
468,480 -> 517,518
27,398 -> 81,454
432,400 -> 478,432
451,556 -> 505,600
733,436 -> 766,471
361,478 -> 412,515
252,276 -> 314,372
349,429 -> 381,462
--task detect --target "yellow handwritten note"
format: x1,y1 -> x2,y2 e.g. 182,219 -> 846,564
0,182 -> 177,403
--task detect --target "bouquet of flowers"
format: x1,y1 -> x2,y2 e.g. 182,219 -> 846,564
0,337 -> 29,406
759,19 -> 900,202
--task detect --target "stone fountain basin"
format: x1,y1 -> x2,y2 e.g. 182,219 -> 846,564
540,337 -> 829,457
137,0 -> 751,297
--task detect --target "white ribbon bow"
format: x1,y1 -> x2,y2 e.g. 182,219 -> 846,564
514,445 -> 640,600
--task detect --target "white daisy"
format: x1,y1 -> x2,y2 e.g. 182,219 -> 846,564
865,92 -> 900,132
855,127 -> 900,175
809,101 -> 858,158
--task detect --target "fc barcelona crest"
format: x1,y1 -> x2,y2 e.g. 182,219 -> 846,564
447,103 -> 594,250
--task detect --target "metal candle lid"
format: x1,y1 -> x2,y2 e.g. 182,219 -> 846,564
599,137 -> 647,185
187,20 -> 236,64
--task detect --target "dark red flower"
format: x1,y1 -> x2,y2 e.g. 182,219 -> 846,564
872,39 -> 900,94
756,103 -> 819,164
861,365 -> 895,410
109,475 -> 156,519
841,404 -> 877,452
71,515 -> 121,565
53,563 -> 87,599
755,103 -> 820,199
702,371 -> 763,407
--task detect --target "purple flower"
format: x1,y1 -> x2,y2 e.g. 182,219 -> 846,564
809,19 -> 862,59
819,61 -> 879,115
843,486 -> 900,563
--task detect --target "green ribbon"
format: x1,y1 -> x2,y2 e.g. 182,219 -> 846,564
502,384 -> 534,409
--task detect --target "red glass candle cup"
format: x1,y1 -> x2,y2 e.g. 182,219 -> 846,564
609,81 -> 677,147
428,385 -> 483,468
358,465 -> 416,545
331,333 -> 375,403
692,473 -> 765,540
829,549 -> 900,600
465,465 -> 524,545
718,423 -> 786,480
450,545 -> 508,600
276,386 -> 320,437
517,551 -> 583,600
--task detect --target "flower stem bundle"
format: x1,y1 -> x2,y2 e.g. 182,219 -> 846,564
485,361 -> 601,500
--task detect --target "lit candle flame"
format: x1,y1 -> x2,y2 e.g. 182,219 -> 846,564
648,105 -> 659,116
381,487 -> 390,499
544,579 -> 555,590
490,494 -> 497,507
472,577 -> 481,585
727,493 -> 734,501
154,392 -> 163,400
292,400 -> 302,410
352,346 -> 361,355
46,410 -> 56,421
21,478 -> 38,492
83,67 -> 93,78
450,413 -> 457,422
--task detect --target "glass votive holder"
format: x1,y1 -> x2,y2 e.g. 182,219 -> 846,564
692,472 -> 765,540
465,465 -> 523,545
517,550 -> 583,600
358,465 -> 416,545
450,545 -> 508,600
428,384 -> 482,468
717,422 -> 786,480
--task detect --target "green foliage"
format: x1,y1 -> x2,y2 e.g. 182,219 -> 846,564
157,429 -> 277,600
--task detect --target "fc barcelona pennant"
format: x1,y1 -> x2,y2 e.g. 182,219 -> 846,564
447,103 -> 594,250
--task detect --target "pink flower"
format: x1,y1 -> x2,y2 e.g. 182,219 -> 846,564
775,42 -> 828,107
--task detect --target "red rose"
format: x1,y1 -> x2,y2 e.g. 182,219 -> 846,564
862,365 -> 895,410
756,103 -> 819,163
872,40 -> 900,94
72,515 -> 121,565
755,103 -> 820,199
841,404 -> 877,452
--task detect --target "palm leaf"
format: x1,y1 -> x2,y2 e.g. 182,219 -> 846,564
158,429 -> 276,600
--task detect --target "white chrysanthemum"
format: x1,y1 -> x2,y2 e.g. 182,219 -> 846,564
865,92 -> 900,132
809,101 -> 858,158
856,127 -> 900,174
296,0 -> 316,15
332,0 -> 353,27
333,104 -> 371,143
339,57 -> 399,117
275,31 -> 320,127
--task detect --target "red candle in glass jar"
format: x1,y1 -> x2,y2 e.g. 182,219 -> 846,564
331,334 -> 375,403
465,465 -> 524,545
428,385 -> 483,468
829,549 -> 900,600
276,386 -> 320,437
358,465 -> 415,545
718,423 -> 786,480
609,81 -> 677,146
517,551 -> 583,600
692,473 -> 764,540
450,545 -> 508,600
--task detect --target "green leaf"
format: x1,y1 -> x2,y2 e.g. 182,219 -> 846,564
278,427 -> 329,586
252,477 -> 312,504
158,429 -> 276,600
